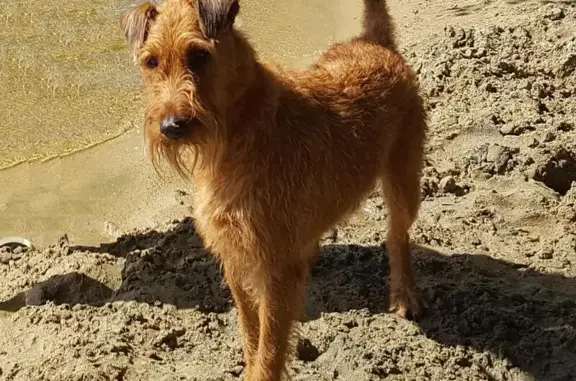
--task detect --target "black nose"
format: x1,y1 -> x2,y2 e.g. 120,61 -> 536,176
160,117 -> 187,140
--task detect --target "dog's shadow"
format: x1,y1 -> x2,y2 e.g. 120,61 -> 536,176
310,243 -> 576,380
2,218 -> 575,380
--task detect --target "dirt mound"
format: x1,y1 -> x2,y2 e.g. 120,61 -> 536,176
409,5 -> 576,198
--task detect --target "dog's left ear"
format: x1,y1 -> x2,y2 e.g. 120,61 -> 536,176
196,0 -> 240,40
121,2 -> 159,58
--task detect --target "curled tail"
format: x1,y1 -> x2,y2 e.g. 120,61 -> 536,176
362,0 -> 397,51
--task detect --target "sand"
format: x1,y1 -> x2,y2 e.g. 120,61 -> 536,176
1,0 -> 575,380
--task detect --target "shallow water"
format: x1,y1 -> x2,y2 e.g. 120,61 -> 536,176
0,0 -> 361,169
0,0 -> 361,246
0,0 -> 143,169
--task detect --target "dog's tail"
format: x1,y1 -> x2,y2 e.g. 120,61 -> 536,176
361,0 -> 397,51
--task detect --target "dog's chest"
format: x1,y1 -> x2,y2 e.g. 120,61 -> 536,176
191,184 -> 254,256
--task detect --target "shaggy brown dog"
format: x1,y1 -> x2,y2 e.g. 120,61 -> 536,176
121,0 -> 427,379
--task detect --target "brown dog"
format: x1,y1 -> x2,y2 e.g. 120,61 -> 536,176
121,0 -> 427,379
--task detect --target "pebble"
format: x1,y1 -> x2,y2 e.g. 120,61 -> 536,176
485,83 -> 498,93
544,7 -> 565,21
439,176 -> 457,193
486,145 -> 507,163
538,248 -> 554,259
543,131 -> 556,142
499,124 -> 516,135
297,338 -> 320,362
523,157 -> 535,166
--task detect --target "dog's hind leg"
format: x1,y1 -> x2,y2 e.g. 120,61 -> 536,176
380,113 -> 426,320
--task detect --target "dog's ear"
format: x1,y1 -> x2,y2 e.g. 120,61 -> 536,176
121,2 -> 158,57
196,0 -> 240,40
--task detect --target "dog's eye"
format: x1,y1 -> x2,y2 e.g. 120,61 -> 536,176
186,49 -> 211,71
144,56 -> 159,69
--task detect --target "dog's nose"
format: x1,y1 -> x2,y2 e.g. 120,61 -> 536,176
160,117 -> 187,140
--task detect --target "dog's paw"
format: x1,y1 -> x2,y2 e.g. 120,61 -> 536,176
389,284 -> 426,321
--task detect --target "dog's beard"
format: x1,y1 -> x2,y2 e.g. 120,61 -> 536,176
144,104 -> 223,180
142,73 -> 228,179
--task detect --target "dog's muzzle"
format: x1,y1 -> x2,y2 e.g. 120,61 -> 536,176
161,117 -> 189,140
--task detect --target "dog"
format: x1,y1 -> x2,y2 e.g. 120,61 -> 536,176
121,0 -> 427,379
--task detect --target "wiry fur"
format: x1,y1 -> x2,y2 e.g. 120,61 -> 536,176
121,0 -> 427,379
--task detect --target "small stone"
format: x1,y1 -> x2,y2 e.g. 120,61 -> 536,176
557,122 -> 573,132
422,177 -> 439,198
499,124 -> 516,135
545,7 -> 565,21
148,352 -> 163,361
462,48 -> 473,58
474,48 -> 487,58
297,339 -> 320,362
538,248 -> 554,259
517,79 -> 532,90
527,138 -> 540,148
556,205 -> 576,221
0,252 -> 13,264
471,238 -> 481,246
153,328 -> 186,350
485,83 -> 498,93
226,366 -> 244,377
489,144 -> 514,174
439,176 -> 457,193
57,235 -> 70,256
486,145 -> 506,163
543,131 -> 556,142
445,131 -> 459,140
558,55 -> 576,78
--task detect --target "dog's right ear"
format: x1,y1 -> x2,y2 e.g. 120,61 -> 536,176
196,0 -> 240,40
121,2 -> 158,57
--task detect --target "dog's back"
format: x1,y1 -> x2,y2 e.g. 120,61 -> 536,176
258,0 -> 426,240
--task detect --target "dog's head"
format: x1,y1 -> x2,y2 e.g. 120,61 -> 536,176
121,0 -> 245,176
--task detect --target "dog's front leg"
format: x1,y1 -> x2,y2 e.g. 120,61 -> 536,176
249,258 -> 309,381
222,260 -> 261,374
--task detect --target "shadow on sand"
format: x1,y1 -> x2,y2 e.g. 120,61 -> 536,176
1,217 -> 574,380
445,0 -> 575,18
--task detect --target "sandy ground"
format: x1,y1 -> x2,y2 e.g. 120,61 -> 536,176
1,0 -> 576,380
